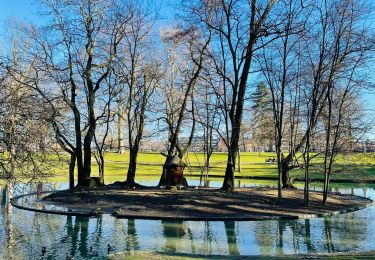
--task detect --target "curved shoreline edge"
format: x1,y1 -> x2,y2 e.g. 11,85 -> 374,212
10,188 -> 375,221
183,174 -> 375,184
108,250 -> 375,260
3,174 -> 375,184
10,191 -> 98,217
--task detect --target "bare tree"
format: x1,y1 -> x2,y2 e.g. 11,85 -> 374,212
157,23 -> 212,187
111,2 -> 160,187
0,37 -> 55,184
195,72 -> 221,186
6,0 -> 130,187
258,0 -> 307,199
93,76 -> 117,181
190,0 -> 278,191
320,0 -> 373,204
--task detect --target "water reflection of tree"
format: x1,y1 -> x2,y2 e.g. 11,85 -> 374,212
1,182 -> 372,258
1,184 -> 23,258
186,222 -> 197,254
56,215 -> 75,254
1,185 -> 6,206
161,221 -> 212,255
62,216 -> 90,258
277,221 -> 304,255
5,184 -> 14,258
203,222 -> 214,255
112,218 -> 140,252
126,219 -> 140,251
255,220 -> 318,255
31,209 -> 66,254
276,221 -> 284,255
90,216 -> 103,253
162,220 -> 186,253
290,221 -> 303,253
1,183 -> 26,258
254,221 -> 275,255
2,183 -> 58,258
224,222 -> 240,255
113,218 -> 128,250
323,218 -> 334,253
304,219 -> 316,254
79,217 -> 89,256
324,213 -> 368,253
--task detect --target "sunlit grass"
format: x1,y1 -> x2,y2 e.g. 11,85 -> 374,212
48,151 -> 375,183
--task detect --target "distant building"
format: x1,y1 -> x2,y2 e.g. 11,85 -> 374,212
178,136 -> 222,152
353,140 -> 375,152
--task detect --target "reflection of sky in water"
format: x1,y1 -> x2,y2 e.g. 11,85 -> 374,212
1,179 -> 375,259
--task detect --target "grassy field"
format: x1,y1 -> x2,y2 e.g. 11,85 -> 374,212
50,151 -> 375,183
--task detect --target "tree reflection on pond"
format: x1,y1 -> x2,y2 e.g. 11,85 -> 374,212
0,182 -> 374,258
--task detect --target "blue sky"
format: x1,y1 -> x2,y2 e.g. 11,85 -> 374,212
0,0 -> 180,48
0,0 -> 39,22
0,0 -> 175,25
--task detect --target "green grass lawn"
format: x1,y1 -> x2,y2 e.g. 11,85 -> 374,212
49,151 -> 375,183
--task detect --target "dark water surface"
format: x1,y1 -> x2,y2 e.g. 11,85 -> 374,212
1,178 -> 374,259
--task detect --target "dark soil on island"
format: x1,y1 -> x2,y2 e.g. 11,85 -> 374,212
42,186 -> 373,220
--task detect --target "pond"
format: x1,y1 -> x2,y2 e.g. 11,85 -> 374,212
1,177 -> 375,259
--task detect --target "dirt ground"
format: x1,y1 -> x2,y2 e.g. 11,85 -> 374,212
42,186 -> 373,220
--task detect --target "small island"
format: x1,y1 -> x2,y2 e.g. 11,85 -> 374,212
41,186 -> 373,220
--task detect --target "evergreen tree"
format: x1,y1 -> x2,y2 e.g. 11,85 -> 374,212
251,82 -> 274,151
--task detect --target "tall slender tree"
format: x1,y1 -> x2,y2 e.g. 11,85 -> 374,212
189,0 -> 278,191
157,23 -> 212,186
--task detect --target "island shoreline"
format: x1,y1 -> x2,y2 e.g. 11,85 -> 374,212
10,186 -> 374,221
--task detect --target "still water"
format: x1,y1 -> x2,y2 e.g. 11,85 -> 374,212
0,178 -> 374,259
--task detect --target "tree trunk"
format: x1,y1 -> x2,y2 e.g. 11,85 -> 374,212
158,154 -> 175,187
158,163 -> 168,187
304,137 -> 310,206
76,149 -> 86,186
158,153 -> 187,187
222,150 -> 236,191
221,30 -> 254,191
204,153 -> 211,186
126,146 -> 139,187
73,104 -> 86,187
82,132 -> 93,186
69,153 -> 76,189
118,110 -> 126,154
237,150 -> 241,173
281,160 -> 290,188
99,153 -> 104,180
81,91 -> 96,186
323,178 -> 329,205
276,150 -> 282,200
